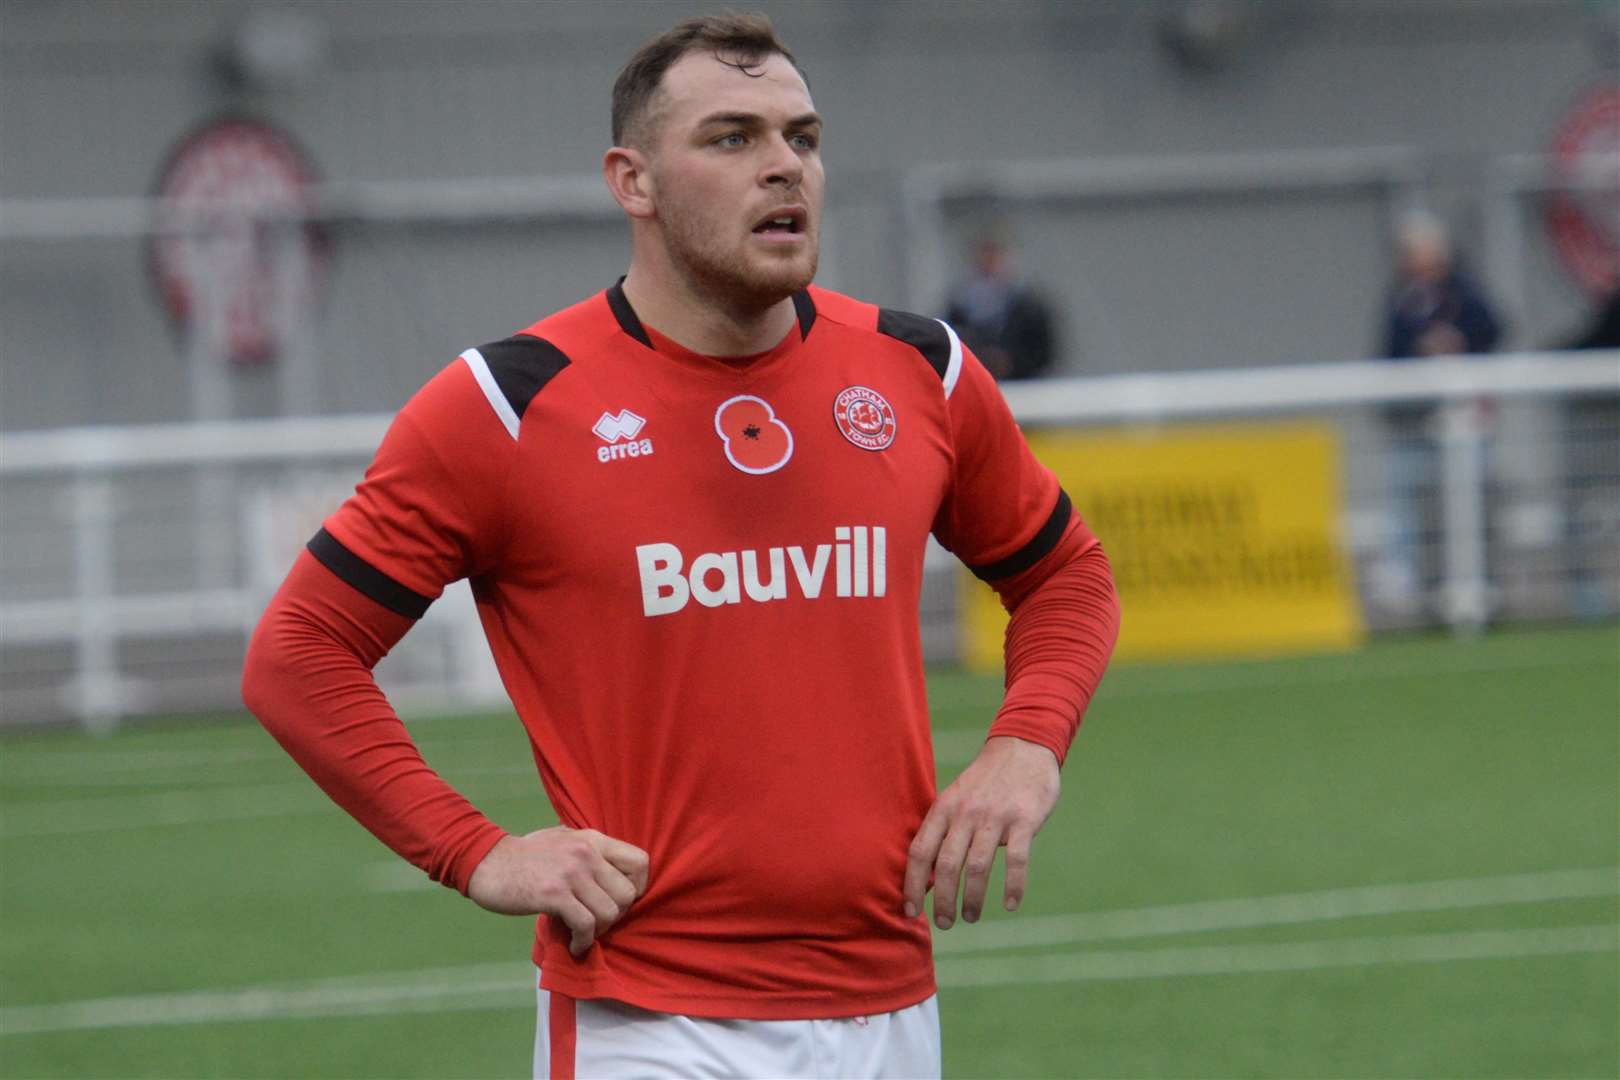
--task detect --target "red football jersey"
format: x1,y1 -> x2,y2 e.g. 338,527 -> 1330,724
312,283 -> 1094,1019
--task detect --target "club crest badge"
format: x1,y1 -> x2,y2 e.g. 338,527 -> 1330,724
833,386 -> 897,451
714,394 -> 793,474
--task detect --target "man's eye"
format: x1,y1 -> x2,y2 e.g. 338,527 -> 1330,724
715,133 -> 747,148
790,133 -> 819,150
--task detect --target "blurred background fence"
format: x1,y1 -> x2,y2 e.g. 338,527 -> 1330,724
1,0 -> 1617,729
2,345 -> 1615,727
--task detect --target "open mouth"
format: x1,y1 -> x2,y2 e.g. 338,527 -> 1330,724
752,208 -> 806,235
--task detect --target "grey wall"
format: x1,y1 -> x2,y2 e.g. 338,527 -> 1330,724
2,0 -> 1614,429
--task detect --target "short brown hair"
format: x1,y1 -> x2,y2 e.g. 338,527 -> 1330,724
611,12 -> 802,147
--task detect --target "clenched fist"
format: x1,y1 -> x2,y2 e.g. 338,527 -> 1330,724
468,827 -> 650,957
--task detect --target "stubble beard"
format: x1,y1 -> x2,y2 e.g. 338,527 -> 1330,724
662,200 -> 818,312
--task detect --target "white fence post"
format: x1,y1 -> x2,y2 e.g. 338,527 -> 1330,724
1438,399 -> 1491,634
68,472 -> 122,732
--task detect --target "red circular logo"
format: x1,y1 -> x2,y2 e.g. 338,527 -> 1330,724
834,386 -> 897,451
1545,84 -> 1619,296
147,116 -> 327,366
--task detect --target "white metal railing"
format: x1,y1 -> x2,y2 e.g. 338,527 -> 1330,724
996,351 -> 1620,422
2,350 -> 1615,729
0,414 -> 390,471
0,413 -> 490,730
7,352 -> 1602,469
0,175 -> 618,241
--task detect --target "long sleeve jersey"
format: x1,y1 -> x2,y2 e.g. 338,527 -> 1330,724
242,283 -> 1119,1020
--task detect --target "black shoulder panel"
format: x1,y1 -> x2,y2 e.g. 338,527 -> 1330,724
475,335 -> 571,420
307,528 -> 433,619
968,489 -> 1074,582
876,308 -> 951,381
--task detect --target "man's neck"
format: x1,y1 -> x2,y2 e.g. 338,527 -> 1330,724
620,264 -> 799,357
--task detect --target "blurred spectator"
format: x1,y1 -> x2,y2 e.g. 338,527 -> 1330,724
1371,213 -> 1504,619
945,232 -> 1057,380
1558,286 -> 1620,350
1380,212 -> 1502,361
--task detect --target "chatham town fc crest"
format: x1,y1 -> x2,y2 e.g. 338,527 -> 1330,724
714,394 -> 794,474
833,386 -> 896,451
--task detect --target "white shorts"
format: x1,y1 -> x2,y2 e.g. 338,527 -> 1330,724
533,982 -> 941,1079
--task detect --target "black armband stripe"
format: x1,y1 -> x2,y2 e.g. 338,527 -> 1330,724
307,528 -> 433,619
967,489 -> 1074,582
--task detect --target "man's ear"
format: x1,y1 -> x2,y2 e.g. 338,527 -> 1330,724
603,146 -> 655,220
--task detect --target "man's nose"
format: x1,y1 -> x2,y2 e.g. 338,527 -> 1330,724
760,136 -> 803,189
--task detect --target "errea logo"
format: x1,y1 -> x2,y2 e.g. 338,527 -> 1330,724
593,409 -> 655,463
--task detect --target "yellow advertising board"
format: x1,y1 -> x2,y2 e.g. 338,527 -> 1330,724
964,421 -> 1364,667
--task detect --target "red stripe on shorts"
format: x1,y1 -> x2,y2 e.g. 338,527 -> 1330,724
549,991 -> 577,1079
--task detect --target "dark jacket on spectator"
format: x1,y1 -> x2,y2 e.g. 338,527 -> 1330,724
1381,267 -> 1502,359
945,285 -> 1056,381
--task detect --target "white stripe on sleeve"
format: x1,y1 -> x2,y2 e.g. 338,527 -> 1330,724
936,319 -> 964,399
459,348 -> 522,441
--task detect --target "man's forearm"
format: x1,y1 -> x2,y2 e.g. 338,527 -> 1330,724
242,552 -> 508,893
986,535 -> 1121,766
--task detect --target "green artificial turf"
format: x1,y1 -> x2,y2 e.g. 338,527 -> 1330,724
2,625 -> 1615,1078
